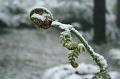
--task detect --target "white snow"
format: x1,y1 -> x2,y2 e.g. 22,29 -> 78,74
109,48 -> 120,65
93,53 -> 108,70
109,48 -> 120,60
31,13 -> 45,21
42,64 -> 75,79
42,63 -> 120,79
65,74 -> 83,79
42,63 -> 98,79
109,71 -> 120,79
75,63 -> 99,74
52,21 -> 73,30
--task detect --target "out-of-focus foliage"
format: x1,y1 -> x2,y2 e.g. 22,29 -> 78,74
0,0 -> 93,29
0,0 -> 119,41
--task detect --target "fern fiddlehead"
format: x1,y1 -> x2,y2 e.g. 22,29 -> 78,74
30,8 -> 53,29
29,7 -> 111,79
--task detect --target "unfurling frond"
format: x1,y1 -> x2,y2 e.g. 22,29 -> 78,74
29,7 -> 111,79
60,31 -> 85,68
30,8 -> 53,29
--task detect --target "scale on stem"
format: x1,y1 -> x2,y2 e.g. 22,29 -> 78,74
30,7 -> 111,79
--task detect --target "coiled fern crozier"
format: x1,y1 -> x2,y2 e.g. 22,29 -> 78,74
29,7 -> 111,79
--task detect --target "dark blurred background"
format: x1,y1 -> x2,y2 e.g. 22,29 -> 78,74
0,0 -> 120,79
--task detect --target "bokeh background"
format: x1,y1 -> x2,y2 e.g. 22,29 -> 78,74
0,0 -> 120,79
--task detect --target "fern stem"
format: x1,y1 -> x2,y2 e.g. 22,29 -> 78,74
52,21 -> 107,71
52,21 -> 111,79
30,7 -> 110,79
